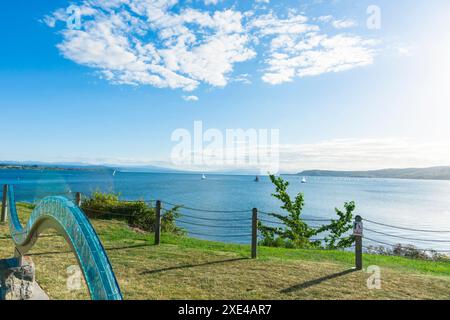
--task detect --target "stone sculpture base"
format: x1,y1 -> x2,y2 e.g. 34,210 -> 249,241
0,257 -> 49,300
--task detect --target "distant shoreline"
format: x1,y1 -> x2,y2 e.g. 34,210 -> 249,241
0,164 -> 103,172
296,166 -> 450,181
2,164 -> 450,181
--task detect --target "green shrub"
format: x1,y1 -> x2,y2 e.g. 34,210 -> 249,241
258,175 -> 355,250
81,191 -> 183,234
19,202 -> 36,211
367,244 -> 449,261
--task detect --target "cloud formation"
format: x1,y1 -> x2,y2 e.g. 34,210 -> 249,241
278,139 -> 450,172
318,15 -> 357,29
262,33 -> 377,84
44,0 -> 378,91
37,138 -> 450,173
182,95 -> 199,102
168,138 -> 450,173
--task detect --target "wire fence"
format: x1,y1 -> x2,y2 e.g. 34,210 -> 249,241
361,217 -> 450,254
160,200 -> 251,214
162,201 -> 450,255
65,200 -> 358,253
3,190 -> 450,258
363,217 -> 450,233
362,237 -> 450,253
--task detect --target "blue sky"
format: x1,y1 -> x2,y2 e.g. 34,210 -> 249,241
1,0 -> 450,172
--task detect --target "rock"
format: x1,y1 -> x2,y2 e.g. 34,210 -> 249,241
0,256 -> 48,300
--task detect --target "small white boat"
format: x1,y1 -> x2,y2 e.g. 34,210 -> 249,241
301,177 -> 307,184
113,170 -> 117,176
201,174 -> 207,180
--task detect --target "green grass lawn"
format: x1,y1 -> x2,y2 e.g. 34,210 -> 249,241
0,204 -> 449,300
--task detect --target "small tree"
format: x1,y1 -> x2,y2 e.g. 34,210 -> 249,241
316,202 -> 356,249
258,175 -> 355,249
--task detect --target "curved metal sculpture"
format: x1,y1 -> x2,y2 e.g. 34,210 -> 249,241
7,186 -> 123,300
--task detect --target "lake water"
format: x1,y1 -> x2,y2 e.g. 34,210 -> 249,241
1,169 -> 450,252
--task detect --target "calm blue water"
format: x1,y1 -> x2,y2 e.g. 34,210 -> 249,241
1,169 -> 450,252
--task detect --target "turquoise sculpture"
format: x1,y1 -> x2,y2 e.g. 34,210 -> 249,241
6,186 -> 123,300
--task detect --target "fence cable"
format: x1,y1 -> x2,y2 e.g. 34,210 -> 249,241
161,208 -> 250,222
258,219 -> 324,231
363,236 -> 401,248
258,218 -> 285,226
186,231 -> 252,238
161,200 -> 251,214
363,218 -> 450,233
176,219 -> 250,230
82,208 -> 133,218
122,199 -> 156,204
258,211 -> 332,222
365,227 -> 450,243
178,212 -> 252,222
362,237 -> 450,253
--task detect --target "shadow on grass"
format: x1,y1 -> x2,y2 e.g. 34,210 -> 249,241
140,257 -> 248,275
27,244 -> 151,257
0,234 -> 59,241
280,268 -> 357,294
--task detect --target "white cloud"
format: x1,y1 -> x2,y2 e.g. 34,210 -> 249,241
16,138 -> 450,173
278,139 -> 450,172
332,19 -> 357,29
45,1 -> 379,90
250,12 -> 318,36
255,11 -> 375,85
182,95 -> 199,101
204,0 -> 219,5
233,73 -> 252,84
46,0 -> 255,92
318,15 -> 357,29
262,32 -> 377,84
170,138 -> 450,172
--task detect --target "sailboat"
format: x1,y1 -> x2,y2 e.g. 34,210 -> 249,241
254,176 -> 260,182
112,170 -> 117,176
301,177 -> 307,184
201,174 -> 207,180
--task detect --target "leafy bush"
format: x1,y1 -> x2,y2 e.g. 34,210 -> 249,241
258,175 -> 355,250
366,244 -> 449,261
19,202 -> 36,211
81,191 -> 183,234
315,202 -> 356,249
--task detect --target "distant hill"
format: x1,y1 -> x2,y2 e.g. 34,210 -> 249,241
0,162 -> 180,174
0,161 -> 264,175
115,165 -> 184,174
0,163 -> 108,172
297,166 -> 450,181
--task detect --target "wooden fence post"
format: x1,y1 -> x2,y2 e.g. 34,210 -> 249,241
75,192 -> 82,207
1,185 -> 8,223
251,208 -> 258,259
354,215 -> 363,270
155,200 -> 162,245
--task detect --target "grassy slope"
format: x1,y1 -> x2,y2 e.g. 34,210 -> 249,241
0,204 -> 448,300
